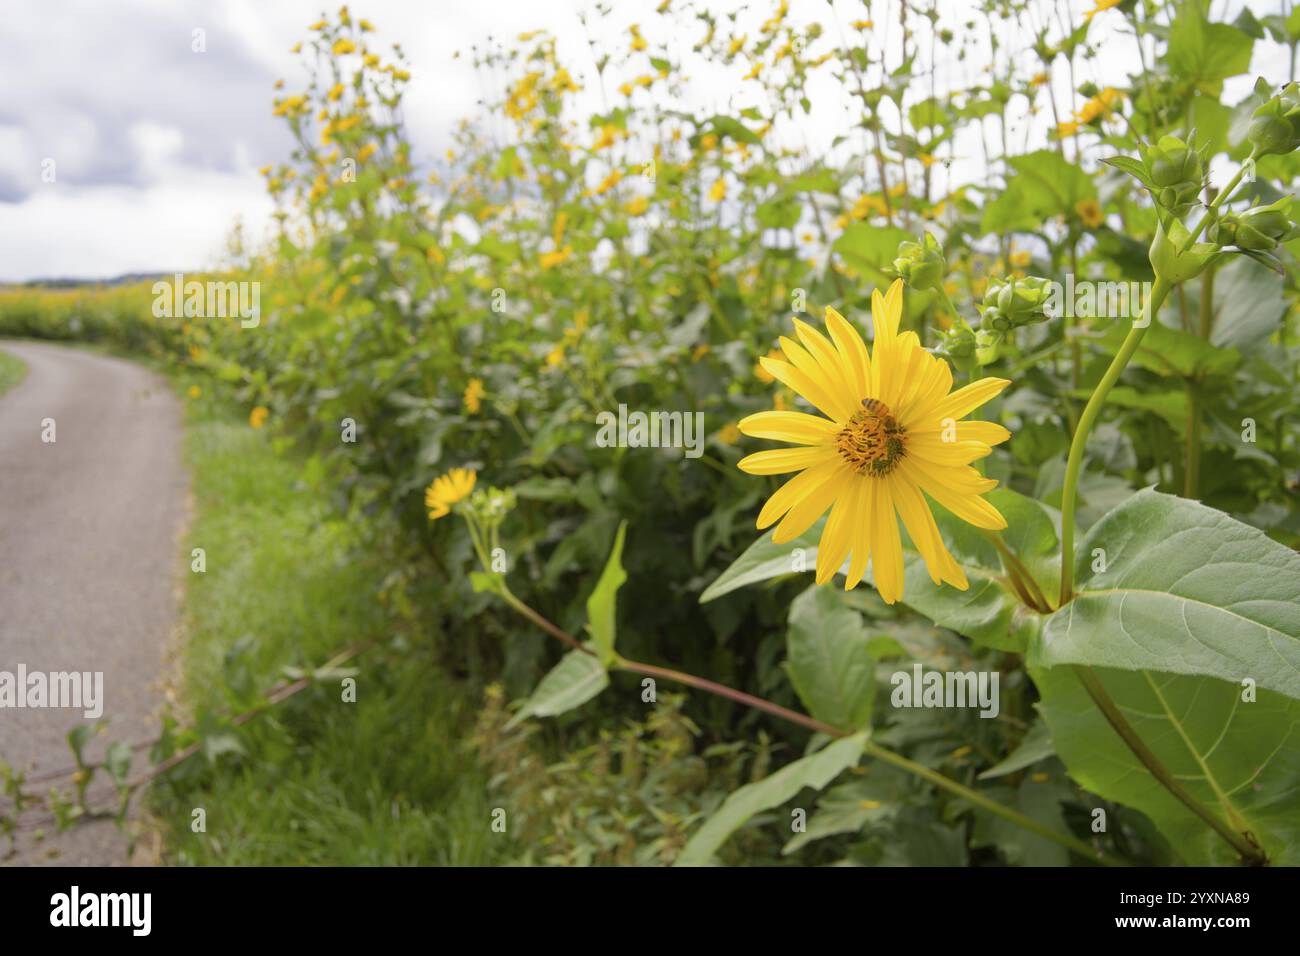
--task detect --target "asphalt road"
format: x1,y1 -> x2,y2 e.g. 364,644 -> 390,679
0,340 -> 188,865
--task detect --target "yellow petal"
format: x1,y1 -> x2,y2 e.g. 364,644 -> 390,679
824,306 -> 871,399
906,436 -> 995,467
920,377 -> 1011,428
815,484 -> 857,584
738,446 -> 838,475
870,479 -> 905,603
793,318 -> 858,408
756,459 -> 842,529
773,469 -> 849,543
778,336 -> 858,421
843,479 -> 872,589
890,474 -> 967,588
759,356 -> 847,422
898,459 -> 1007,530
738,410 -> 838,445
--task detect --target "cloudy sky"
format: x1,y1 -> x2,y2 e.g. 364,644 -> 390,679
0,0 -> 1284,282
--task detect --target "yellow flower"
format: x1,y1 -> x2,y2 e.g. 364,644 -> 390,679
1056,120 -> 1080,138
737,280 -> 1011,604
1084,0 -> 1123,22
1077,87 -> 1122,124
464,377 -> 485,414
328,82 -> 345,101
540,246 -> 573,269
359,19 -> 375,31
850,19 -> 874,29
709,178 -> 727,202
546,344 -> 565,367
1009,249 -> 1031,268
593,124 -> 620,150
425,468 -> 477,521
625,195 -> 649,216
1075,197 -> 1104,228
308,20 -> 326,31
188,385 -> 202,399
249,406 -> 269,429
729,35 -> 747,55
357,142 -> 378,162
718,423 -> 742,444
629,25 -> 647,51
1030,71 -> 1049,86
333,38 -> 356,56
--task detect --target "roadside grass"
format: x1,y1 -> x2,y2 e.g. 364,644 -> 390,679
0,348 -> 26,395
151,381 -> 505,866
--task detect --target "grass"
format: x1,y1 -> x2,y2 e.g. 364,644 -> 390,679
0,348 -> 26,396
151,382 -> 506,865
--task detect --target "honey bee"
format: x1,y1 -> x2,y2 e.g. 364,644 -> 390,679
860,398 -> 906,475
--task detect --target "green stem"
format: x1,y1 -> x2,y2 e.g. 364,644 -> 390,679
1073,666 -> 1266,865
1058,275 -> 1171,601
860,738 -> 1118,866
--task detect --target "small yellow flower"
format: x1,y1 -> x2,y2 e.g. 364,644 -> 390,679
249,406 -> 269,429
708,178 -> 727,202
850,19 -> 874,29
546,344 -> 565,367
540,246 -> 573,269
425,468 -> 477,521
755,347 -> 783,382
357,142 -> 378,162
328,82 -> 345,101
333,38 -> 356,56
1056,120 -> 1080,138
625,196 -> 649,216
359,18 -> 375,31
718,423 -> 742,444
187,385 -> 202,399
464,377 -> 485,414
1075,198 -> 1104,229
1009,249 -> 1031,268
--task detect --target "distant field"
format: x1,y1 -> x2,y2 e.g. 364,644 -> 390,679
0,348 -> 26,396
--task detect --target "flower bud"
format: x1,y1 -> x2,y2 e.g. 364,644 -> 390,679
893,231 -> 946,292
937,324 -> 978,371
1210,198 -> 1298,252
1139,134 -> 1205,215
981,276 -> 1053,328
974,328 -> 1003,365
1247,81 -> 1300,157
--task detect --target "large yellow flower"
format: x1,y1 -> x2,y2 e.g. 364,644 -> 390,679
737,280 -> 1011,604
426,468 -> 477,521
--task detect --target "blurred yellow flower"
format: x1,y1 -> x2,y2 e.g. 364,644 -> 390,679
540,246 -> 573,269
425,468 -> 477,521
1084,0 -> 1123,22
625,196 -> 649,216
718,423 -> 742,444
709,178 -> 727,202
249,406 -> 269,429
1076,198 -> 1104,228
464,378 -> 485,414
333,38 -> 356,55
187,385 -> 202,399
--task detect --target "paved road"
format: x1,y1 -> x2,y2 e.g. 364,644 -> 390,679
0,340 -> 188,865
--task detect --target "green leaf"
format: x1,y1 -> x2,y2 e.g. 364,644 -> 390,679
785,586 -> 876,730
1034,665 -> 1300,865
833,223 -> 911,279
1032,489 -> 1300,699
1167,2 -> 1254,90
585,520 -> 628,665
1100,319 -> 1240,379
508,647 -> 609,727
782,773 -> 904,855
982,151 -> 1095,233
699,524 -> 810,602
674,732 -> 868,865
977,718 -> 1055,779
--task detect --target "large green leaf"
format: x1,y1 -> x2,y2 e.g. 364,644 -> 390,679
1031,489 -> 1300,699
1034,665 -> 1300,865
785,586 -> 877,730
981,151 -> 1095,233
674,732 -> 868,866
701,489 -> 1053,652
507,647 -> 609,727
1166,2 -> 1254,90
586,520 -> 628,665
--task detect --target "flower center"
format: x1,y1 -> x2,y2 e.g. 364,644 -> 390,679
835,398 -> 907,477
